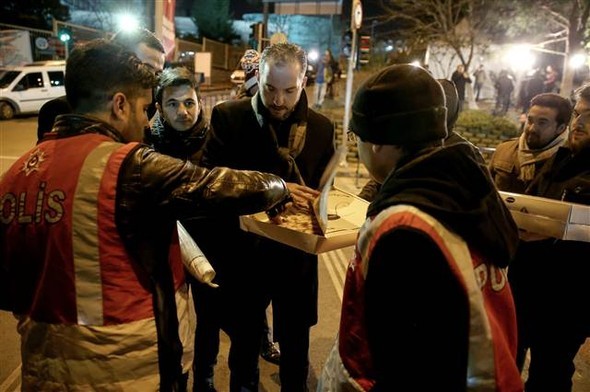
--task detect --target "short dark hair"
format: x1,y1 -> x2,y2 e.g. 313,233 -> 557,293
65,39 -> 158,112
154,66 -> 200,105
529,93 -> 573,127
574,83 -> 590,103
111,27 -> 165,54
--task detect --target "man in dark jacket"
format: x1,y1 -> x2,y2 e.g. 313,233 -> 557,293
0,39 -> 290,392
199,42 -> 335,391
319,64 -> 522,391
149,66 -> 208,162
511,83 -> 590,392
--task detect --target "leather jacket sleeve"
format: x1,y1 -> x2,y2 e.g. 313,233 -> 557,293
119,145 -> 290,219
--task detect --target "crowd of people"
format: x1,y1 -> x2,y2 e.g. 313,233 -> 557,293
1,26 -> 590,392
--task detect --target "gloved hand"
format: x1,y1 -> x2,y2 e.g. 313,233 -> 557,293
266,193 -> 294,223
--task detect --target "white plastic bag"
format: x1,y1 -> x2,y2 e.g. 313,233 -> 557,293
177,221 -> 218,288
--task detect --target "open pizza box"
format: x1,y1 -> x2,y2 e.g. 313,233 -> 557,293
239,148 -> 369,254
499,191 -> 590,242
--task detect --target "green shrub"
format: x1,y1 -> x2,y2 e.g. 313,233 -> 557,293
455,110 -> 520,139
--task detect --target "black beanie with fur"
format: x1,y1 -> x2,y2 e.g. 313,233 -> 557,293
350,64 -> 448,145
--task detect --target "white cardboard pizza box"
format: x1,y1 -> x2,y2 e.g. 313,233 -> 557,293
499,191 -> 590,242
240,147 -> 369,254
239,187 -> 369,254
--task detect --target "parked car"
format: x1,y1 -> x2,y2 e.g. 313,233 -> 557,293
0,60 -> 66,120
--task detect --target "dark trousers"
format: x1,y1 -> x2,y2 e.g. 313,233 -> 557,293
191,281 -> 220,390
509,240 -> 590,392
276,325 -> 310,392
258,240 -> 319,392
191,278 -> 262,392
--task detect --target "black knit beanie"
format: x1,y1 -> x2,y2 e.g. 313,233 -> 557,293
350,64 -> 448,145
437,78 -> 460,129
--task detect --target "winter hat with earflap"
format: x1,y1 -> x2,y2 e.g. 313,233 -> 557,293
437,78 -> 460,130
350,64 -> 448,145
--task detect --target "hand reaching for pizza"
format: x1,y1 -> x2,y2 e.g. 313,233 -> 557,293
286,182 -> 320,211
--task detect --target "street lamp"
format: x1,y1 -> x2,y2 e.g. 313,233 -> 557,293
116,13 -> 140,32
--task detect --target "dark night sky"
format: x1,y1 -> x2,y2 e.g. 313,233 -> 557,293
179,1 -> 381,19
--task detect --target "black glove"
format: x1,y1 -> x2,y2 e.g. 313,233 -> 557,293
266,193 -> 293,219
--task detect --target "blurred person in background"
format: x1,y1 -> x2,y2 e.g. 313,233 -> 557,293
312,49 -> 334,109
473,64 -> 487,101
235,49 -> 261,99
451,63 -> 472,111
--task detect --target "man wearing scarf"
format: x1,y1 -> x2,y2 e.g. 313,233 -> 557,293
509,84 -> 590,391
198,42 -> 335,391
489,93 -> 572,193
148,66 -> 208,162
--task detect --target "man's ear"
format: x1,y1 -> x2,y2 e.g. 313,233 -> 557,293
373,143 -> 400,157
112,92 -> 128,120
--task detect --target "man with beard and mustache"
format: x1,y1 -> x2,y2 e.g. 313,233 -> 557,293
196,42 -> 335,391
509,84 -> 590,392
489,93 -> 572,194
318,64 -> 522,391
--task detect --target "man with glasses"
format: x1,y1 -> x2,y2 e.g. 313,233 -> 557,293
489,93 -> 572,194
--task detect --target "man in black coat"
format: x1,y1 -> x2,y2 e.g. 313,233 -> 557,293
199,42 -> 335,391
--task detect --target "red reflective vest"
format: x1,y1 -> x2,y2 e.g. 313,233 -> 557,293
319,205 -> 523,392
1,134 -> 191,390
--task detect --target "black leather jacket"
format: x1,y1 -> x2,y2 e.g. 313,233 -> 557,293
48,114 -> 289,390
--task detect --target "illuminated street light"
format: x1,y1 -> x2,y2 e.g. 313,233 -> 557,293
116,13 -> 140,32
505,44 -> 536,72
570,53 -> 586,69
308,49 -> 319,62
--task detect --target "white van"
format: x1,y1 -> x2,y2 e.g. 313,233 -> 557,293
0,60 -> 66,120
